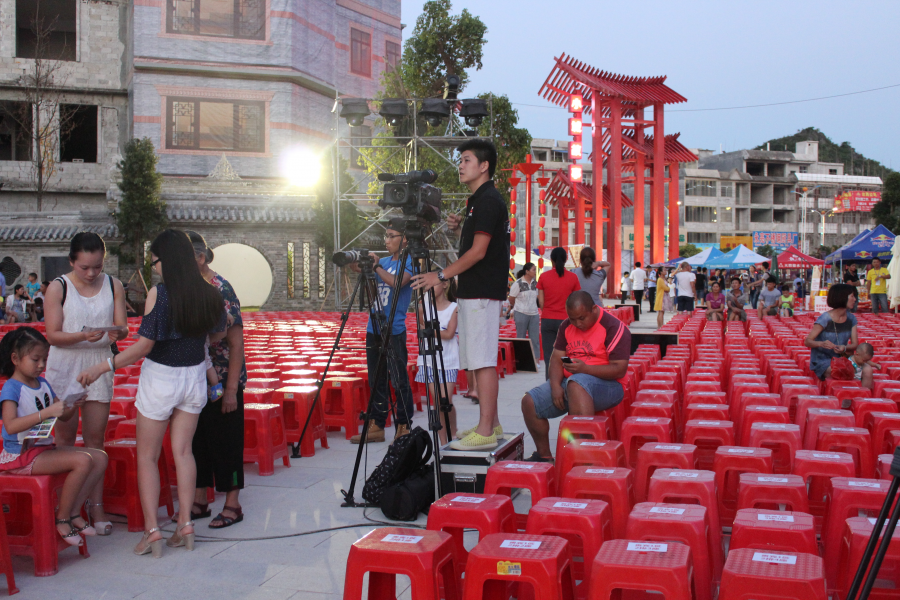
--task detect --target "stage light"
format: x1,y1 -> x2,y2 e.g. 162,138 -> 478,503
378,99 -> 409,127
420,98 -> 451,127
569,93 -> 583,113
568,117 -> 582,136
339,98 -> 370,127
444,74 -> 461,100
569,164 -> 583,182
569,141 -> 583,160
459,98 -> 488,127
279,146 -> 320,188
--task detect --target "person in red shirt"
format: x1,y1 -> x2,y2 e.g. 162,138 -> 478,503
521,290 -> 631,462
537,247 -> 581,379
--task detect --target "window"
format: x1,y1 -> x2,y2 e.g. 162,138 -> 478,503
350,28 -> 371,77
719,208 -> 733,223
551,151 -> 567,162
684,179 -> 717,197
349,125 -> 370,170
687,232 -> 717,243
532,150 -> 548,161
166,97 -> 264,152
685,206 -> 719,223
16,0 -> 76,61
829,168 -> 838,175
0,101 -> 32,161
167,0 -> 265,40
799,165 -> 808,173
720,182 -> 733,197
60,105 -> 97,163
385,41 -> 401,70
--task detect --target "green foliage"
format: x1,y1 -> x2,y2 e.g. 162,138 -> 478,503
756,244 -> 776,258
873,173 -> 900,233
678,243 -> 701,258
396,0 -> 487,98
314,153 -> 365,252
756,127 -> 896,178
115,138 -> 166,272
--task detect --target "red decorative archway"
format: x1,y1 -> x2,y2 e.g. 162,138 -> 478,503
539,53 -> 697,292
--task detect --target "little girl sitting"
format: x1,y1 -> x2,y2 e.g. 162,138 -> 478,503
779,283 -> 796,317
0,327 -> 108,546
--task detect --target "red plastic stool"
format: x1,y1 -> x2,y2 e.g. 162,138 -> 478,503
243,388 -> 275,403
792,450 -> 856,524
626,503 -> 716,600
685,391 -> 728,408
559,467 -> 634,539
103,439 -> 175,532
620,417 -> 674,468
795,395 -> 841,440
730,508 -> 817,554
525,497 -> 611,597
803,408 -> 855,449
590,539 -> 694,600
629,401 -> 675,420
554,415 -> 611,462
321,376 -> 366,440
720,548 -> 825,600
109,396 -> 137,419
865,412 -> 900,454
747,422 -> 803,474
713,446 -> 774,527
685,403 -> 730,422
781,385 -> 821,420
815,426 -> 873,478
484,461 -> 555,531
739,406 -> 790,445
835,385 -> 870,408
595,402 -> 626,440
0,473 -> 88,577
243,403 -> 291,476
343,527 -> 460,600
0,510 -> 17,594
851,397 -> 898,428
634,443 -> 697,503
835,516 -> 900,599
556,440 -> 626,486
272,386 -> 329,457
426,493 -> 516,581
683,420 -> 735,471
736,472 -> 810,513
463,533 -> 575,600
879,453 -> 894,479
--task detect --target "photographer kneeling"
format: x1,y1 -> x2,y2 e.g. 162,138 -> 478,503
521,291 -> 631,462
347,218 -> 415,444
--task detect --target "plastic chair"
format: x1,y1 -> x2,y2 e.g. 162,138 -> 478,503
736,472 -> 810,514
484,461 -> 555,531
713,446 -> 774,527
719,548 -> 826,600
559,467 -> 634,539
730,508 -> 817,555
590,539 -> 694,600
243,403 -> 291,476
634,443 -> 697,503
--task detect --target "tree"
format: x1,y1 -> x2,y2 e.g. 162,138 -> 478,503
115,138 -> 167,281
678,243 -> 701,258
873,173 -> 900,233
6,0 -> 80,211
756,244 -> 776,259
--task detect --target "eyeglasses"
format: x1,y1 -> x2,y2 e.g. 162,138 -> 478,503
383,234 -> 402,240
151,259 -> 161,267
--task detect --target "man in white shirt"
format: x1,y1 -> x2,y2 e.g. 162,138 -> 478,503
631,262 -> 647,308
647,268 -> 658,313
673,262 -> 697,314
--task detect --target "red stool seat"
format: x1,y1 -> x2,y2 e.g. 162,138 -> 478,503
556,440 -> 625,486
683,420 -> 735,471
685,403 -> 730,422
730,508 -> 818,554
796,395 -> 841,441
103,439 -> 174,532
591,539 -> 694,600
850,397 -> 898,428
739,406 -> 790,446
559,466 -> 634,539
484,461 -> 555,531
243,403 -> 291,476
747,422 -> 802,474
865,412 -> 900,454
713,446 -> 774,527
720,548 -> 826,600
464,533 -> 575,600
835,516 -> 900,600
272,386 -> 329,457
734,393 -> 781,442
243,388 -> 275,403
554,415 -> 611,462
634,443 -> 697,503
620,417 -> 674,468
803,408 -> 855,449
321,377 -> 366,440
109,397 -> 137,419
792,450 -> 856,524
815,426 -> 873,478
343,527 -> 460,600
736,472 -> 810,513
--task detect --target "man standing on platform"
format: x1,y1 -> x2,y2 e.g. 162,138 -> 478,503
631,262 -> 646,308
412,139 -> 510,451
520,291 -> 631,462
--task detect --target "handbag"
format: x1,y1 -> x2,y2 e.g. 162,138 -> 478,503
829,319 -> 854,380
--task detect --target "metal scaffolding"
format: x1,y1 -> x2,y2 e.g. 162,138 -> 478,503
330,96 -> 495,309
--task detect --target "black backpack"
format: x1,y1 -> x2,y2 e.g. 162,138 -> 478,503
362,426 -> 432,505
380,463 -> 435,521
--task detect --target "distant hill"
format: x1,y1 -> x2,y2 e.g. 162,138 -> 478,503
756,127 -> 895,178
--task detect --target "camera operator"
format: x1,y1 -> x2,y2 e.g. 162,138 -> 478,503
412,139 -> 510,452
347,218 -> 415,444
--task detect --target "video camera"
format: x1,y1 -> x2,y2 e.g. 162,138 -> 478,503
377,169 -> 442,223
331,248 -> 376,268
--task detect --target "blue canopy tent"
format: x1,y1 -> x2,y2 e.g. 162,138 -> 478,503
825,225 -> 896,263
703,245 -> 769,269
650,246 -> 724,269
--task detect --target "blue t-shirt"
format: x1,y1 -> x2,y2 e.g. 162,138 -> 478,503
1,377 -> 56,454
366,255 -> 414,336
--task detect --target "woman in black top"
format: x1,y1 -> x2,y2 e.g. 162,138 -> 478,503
79,229 -> 225,558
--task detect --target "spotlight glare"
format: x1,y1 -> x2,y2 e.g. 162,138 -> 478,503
279,147 -> 321,188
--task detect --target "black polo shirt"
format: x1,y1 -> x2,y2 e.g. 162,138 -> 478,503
457,180 -> 510,301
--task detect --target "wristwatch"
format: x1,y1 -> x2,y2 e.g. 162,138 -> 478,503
437,270 -> 447,282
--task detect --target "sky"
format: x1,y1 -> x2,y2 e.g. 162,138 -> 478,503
401,0 -> 900,169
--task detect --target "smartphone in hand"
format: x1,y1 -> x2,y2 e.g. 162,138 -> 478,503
561,356 -> 573,364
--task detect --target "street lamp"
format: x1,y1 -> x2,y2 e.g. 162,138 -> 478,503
791,185 -> 822,253
809,208 -> 833,251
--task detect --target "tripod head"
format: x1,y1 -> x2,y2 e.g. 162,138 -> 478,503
398,217 -> 433,260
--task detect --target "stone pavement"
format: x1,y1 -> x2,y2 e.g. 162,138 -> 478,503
11,304 -> 660,599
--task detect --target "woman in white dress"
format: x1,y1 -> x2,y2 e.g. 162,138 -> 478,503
44,232 -> 128,535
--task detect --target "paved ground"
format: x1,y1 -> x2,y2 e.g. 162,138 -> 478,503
12,300 -> 662,599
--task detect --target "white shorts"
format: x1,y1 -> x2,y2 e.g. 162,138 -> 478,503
135,359 -> 207,421
457,298 -> 500,371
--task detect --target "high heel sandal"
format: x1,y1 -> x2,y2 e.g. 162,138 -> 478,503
166,521 -> 195,551
86,500 -> 112,536
70,514 -> 96,537
55,518 -> 84,547
134,528 -> 164,558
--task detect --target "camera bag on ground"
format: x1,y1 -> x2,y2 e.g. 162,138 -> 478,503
362,426 -> 432,506
379,462 -> 435,521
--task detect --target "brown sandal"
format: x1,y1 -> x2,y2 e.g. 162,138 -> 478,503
209,505 -> 243,529
191,502 -> 211,519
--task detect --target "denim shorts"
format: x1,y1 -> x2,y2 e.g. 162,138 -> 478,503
526,373 -> 624,420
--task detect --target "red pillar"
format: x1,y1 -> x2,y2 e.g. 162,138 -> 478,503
668,162 -> 680,259
606,97 -> 623,291
651,102 -> 666,264
524,172 -> 533,258
633,107 -> 646,267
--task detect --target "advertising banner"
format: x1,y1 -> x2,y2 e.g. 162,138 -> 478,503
720,235 -> 753,251
833,191 -> 881,213
753,231 -> 800,252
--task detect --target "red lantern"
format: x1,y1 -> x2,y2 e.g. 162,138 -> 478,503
539,190 -> 546,201
510,188 -> 517,202
568,117 -> 582,136
539,230 -> 546,242
510,245 -> 516,256
539,204 -> 546,215
510,231 -> 516,242
509,258 -> 516,270
569,164 -> 583,183
538,257 -> 544,269
510,202 -> 516,213
510,217 -> 517,228
569,141 -> 583,160
539,216 -> 546,228
569,93 -> 583,113
539,244 -> 546,255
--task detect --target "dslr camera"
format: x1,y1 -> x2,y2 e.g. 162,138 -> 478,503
331,248 -> 376,268
377,169 -> 442,223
